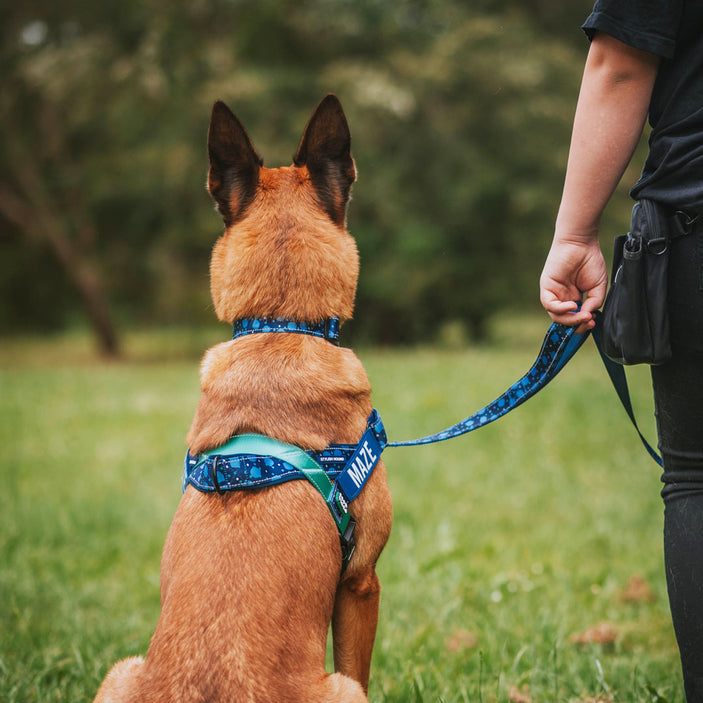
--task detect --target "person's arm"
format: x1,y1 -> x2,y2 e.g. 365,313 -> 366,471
540,32 -> 660,332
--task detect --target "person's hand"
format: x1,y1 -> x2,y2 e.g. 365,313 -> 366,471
539,238 -> 608,334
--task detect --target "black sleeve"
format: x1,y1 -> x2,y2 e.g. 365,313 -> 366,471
582,0 -> 683,59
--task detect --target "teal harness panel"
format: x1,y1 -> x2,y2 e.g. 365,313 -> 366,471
184,443 -> 345,493
183,411 -> 386,496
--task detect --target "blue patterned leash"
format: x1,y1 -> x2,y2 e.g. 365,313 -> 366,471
387,313 -> 662,466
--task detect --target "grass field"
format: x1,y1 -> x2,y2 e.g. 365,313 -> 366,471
0,316 -> 682,702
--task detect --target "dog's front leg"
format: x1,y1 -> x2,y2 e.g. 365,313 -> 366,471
331,565 -> 381,693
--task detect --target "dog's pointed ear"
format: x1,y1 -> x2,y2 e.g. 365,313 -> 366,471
294,95 -> 356,226
207,101 -> 263,226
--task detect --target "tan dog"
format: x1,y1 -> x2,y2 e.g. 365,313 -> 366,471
94,95 -> 393,702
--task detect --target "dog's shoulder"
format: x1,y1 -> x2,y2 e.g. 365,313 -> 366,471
186,336 -> 371,453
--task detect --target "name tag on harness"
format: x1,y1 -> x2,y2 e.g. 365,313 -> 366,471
337,428 -> 382,502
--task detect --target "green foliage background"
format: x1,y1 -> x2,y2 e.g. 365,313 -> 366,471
0,0 -> 641,345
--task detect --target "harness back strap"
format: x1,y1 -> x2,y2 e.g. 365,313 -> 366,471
188,434 -> 352,529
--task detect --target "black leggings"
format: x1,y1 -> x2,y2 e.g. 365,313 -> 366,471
651,229 -> 703,702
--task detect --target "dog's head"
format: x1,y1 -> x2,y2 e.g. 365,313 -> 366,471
206,95 -> 359,324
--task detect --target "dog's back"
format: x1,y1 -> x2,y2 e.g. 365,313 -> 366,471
94,97 -> 392,702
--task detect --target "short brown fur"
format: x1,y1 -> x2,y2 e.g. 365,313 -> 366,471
94,95 -> 393,702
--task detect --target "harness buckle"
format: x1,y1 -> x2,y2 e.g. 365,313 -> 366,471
211,456 -> 224,493
332,488 -> 349,520
340,518 -> 356,570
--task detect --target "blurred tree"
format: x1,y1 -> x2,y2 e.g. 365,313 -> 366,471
0,0 -> 603,348
331,6 -> 588,341
0,10 -> 124,354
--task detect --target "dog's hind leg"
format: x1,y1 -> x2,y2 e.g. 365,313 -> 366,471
93,656 -> 144,703
331,566 -> 382,693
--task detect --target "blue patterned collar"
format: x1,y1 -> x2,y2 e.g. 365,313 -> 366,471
232,317 -> 340,344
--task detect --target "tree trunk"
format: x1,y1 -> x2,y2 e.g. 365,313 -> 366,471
71,259 -> 120,357
0,183 -> 120,358
0,97 -> 121,357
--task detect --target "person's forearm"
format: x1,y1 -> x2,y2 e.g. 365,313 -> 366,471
555,33 -> 659,243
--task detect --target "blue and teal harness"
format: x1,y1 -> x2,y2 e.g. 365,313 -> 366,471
184,406 -> 387,570
184,313 -> 660,572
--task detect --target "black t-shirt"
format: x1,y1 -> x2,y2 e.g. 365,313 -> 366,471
583,0 -> 703,213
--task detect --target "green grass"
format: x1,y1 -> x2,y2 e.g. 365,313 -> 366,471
0,317 -> 683,702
